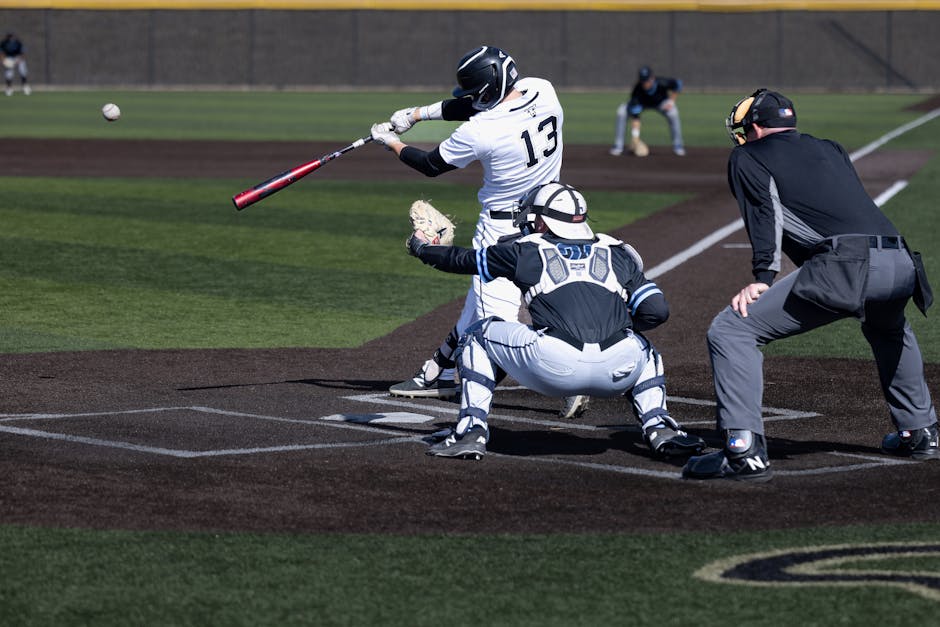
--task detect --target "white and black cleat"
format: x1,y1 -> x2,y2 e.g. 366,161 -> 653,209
426,426 -> 487,460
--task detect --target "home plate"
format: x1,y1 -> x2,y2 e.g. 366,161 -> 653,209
320,412 -> 436,425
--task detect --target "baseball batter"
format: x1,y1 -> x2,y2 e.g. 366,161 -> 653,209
406,182 -> 705,460
371,45 -> 588,419
1,32 -> 30,96
683,89 -> 937,482
610,66 -> 683,157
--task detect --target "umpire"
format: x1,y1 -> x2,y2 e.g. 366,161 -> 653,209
683,88 -> 936,482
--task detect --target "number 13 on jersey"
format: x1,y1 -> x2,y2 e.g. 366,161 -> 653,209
521,115 -> 559,168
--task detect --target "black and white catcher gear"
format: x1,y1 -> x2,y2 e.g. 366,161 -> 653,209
415,183 -> 705,460
452,45 -> 519,112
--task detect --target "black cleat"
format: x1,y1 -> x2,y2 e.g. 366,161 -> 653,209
643,416 -> 706,459
881,423 -> 939,461
426,426 -> 487,460
682,430 -> 772,482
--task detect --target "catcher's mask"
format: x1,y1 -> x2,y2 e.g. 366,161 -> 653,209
513,182 -> 593,240
725,88 -> 797,146
453,45 -> 518,111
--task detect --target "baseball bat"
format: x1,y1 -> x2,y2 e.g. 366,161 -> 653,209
232,136 -> 373,210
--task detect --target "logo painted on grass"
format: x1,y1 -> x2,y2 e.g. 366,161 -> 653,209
695,542 -> 940,602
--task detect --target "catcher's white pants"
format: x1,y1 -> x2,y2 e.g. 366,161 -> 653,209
454,319 -> 668,436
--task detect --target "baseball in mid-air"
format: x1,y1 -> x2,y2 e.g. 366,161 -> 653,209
101,103 -> 121,122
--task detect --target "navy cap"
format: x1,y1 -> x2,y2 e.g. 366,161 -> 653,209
638,66 -> 652,81
750,90 -> 797,128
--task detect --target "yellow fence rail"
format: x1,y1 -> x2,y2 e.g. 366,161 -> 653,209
1,1 -> 939,11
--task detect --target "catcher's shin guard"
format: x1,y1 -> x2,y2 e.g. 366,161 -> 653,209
454,318 -> 502,436
631,346 -> 704,458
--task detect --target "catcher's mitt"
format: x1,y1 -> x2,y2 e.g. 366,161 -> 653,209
409,199 -> 455,246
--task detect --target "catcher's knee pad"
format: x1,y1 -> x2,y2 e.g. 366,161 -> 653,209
455,317 -> 503,361
455,317 -> 504,389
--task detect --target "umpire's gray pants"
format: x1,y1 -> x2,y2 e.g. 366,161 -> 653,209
707,246 -> 936,434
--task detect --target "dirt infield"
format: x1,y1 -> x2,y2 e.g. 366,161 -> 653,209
1,139 -> 937,535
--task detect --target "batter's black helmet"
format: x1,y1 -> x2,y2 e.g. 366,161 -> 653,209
452,45 -> 519,111
726,88 -> 797,145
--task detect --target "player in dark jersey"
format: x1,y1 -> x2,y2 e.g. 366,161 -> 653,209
406,181 -> 705,461
1,33 -> 30,96
683,89 -> 937,482
610,66 -> 683,157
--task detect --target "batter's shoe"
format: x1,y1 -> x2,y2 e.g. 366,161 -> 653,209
682,430 -> 772,482
881,423 -> 939,461
389,359 -> 458,399
426,426 -> 488,460
559,395 -> 590,419
642,416 -> 706,459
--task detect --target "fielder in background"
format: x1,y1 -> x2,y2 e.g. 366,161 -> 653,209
683,88 -> 936,482
407,182 -> 706,461
371,45 -> 589,420
1,32 -> 30,96
610,66 -> 683,157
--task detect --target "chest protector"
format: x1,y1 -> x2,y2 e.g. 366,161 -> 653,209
521,233 -> 630,306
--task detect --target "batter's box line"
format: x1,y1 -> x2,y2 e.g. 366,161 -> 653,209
341,392 -> 820,432
0,405 -> 428,458
342,393 -> 913,480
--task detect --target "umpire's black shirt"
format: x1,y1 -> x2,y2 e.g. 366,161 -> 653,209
728,129 -> 899,285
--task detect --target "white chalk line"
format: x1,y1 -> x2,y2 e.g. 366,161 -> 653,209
341,393 -> 909,480
645,108 -> 939,280
0,402 -> 909,480
0,405 -> 428,458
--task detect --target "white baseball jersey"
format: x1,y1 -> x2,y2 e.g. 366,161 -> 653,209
438,77 -> 566,331
438,77 -> 564,215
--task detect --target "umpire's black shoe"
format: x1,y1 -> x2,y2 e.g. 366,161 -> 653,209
643,416 -> 706,459
682,430 -> 772,482
881,423 -> 939,461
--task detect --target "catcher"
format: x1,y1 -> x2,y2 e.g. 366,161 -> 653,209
405,184 -> 705,460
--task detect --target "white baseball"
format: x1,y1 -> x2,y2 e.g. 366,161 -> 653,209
102,103 -> 121,122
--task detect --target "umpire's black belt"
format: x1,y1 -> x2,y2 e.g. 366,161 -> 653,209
826,235 -> 901,249
543,327 -> 633,351
488,210 -> 515,220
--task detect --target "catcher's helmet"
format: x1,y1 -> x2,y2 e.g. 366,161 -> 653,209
513,182 -> 593,240
726,88 -> 797,145
452,45 -> 519,111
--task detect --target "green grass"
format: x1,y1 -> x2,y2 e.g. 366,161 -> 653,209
2,522 -> 937,626
0,90 -> 928,149
0,177 -> 680,351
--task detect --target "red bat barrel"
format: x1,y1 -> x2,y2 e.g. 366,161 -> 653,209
231,137 -> 372,211
231,158 -> 324,210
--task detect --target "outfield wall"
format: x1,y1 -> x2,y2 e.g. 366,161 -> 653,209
1,8 -> 938,91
